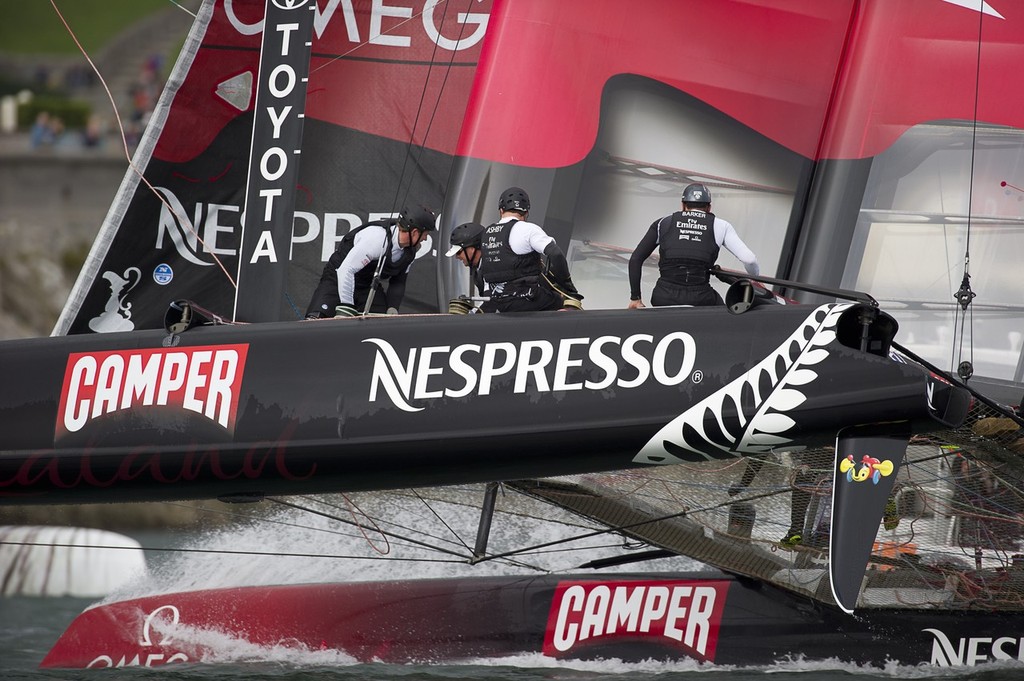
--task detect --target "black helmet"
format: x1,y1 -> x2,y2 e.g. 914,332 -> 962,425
398,205 -> 437,232
682,183 -> 712,204
445,222 -> 484,257
498,187 -> 530,214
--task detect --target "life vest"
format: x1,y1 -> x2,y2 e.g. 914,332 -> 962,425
338,220 -> 416,289
479,219 -> 543,290
658,210 -> 720,284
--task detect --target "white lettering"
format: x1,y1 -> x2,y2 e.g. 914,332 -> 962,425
478,342 -> 516,396
154,187 -> 213,266
553,338 -> 587,391
639,586 -> 669,632
585,336 -> 619,390
156,354 -> 188,406
267,64 -> 297,98
579,585 -> 610,642
445,344 -> 480,398
652,332 -> 696,385
266,106 -> 293,140
64,356 -> 97,432
60,348 -> 245,434
319,213 -> 359,259
683,586 -> 715,651
226,0 -> 489,52
260,147 -> 288,182
550,582 -> 719,656
366,333 -> 698,410
553,585 -> 585,652
121,353 -> 161,408
514,340 -> 552,393
619,334 -> 653,389
993,636 -> 1019,661
924,629 -> 1024,667
414,346 -> 449,399
93,355 -> 126,419
203,203 -> 239,256
182,351 -> 212,415
206,350 -> 238,426
927,628 -> 960,666
365,338 -> 421,412
275,22 -> 299,55
606,585 -> 644,634
249,228 -> 279,262
664,585 -> 690,642
967,637 -> 991,666
423,0 -> 488,51
370,0 -> 411,46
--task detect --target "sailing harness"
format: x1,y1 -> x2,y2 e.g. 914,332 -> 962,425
479,219 -> 545,300
361,220 -> 421,315
478,219 -> 583,308
657,210 -> 720,286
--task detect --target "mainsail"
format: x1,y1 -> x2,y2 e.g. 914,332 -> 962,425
55,0 -> 485,333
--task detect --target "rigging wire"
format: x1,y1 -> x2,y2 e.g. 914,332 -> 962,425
48,0 -> 238,290
361,0 -> 478,314
124,489 -> 614,570
266,495 -> 549,571
280,492 -> 550,571
167,0 -> 198,16
56,0 -> 476,305
0,540 -> 464,563
411,488 -> 474,553
307,0 -> 477,205
266,496 -> 467,560
289,492 -> 479,552
950,5 -> 986,381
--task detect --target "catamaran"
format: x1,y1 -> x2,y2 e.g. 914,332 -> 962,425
2,0 -> 1023,670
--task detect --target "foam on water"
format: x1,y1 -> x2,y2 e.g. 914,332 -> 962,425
104,487 -> 703,603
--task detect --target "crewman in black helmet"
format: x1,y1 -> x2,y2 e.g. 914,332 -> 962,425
477,187 -> 583,313
446,222 -> 485,274
304,205 -> 436,318
445,222 -> 486,313
628,182 -> 759,308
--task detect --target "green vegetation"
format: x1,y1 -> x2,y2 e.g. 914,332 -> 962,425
18,95 -> 90,128
0,0 -> 173,55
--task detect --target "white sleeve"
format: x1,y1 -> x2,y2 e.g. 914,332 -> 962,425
716,218 -> 760,276
509,221 -> 554,255
336,225 -> 386,305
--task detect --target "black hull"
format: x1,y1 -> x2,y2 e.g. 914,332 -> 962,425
1,304 -> 968,505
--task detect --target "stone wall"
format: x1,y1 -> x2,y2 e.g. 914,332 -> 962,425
0,149 -> 124,340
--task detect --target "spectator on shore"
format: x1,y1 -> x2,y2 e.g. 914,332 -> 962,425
81,114 -> 105,149
30,111 -> 55,149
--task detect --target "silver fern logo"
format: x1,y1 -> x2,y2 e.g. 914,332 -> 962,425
634,303 -> 852,464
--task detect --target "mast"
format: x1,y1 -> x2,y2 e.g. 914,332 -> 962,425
234,0 -> 315,322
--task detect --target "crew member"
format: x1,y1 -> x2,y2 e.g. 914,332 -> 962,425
628,183 -> 759,308
478,186 -> 583,313
445,222 -> 486,314
304,205 -> 436,318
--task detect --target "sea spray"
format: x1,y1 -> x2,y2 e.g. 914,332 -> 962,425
102,484 -> 704,604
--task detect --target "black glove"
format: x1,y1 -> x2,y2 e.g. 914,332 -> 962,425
542,242 -> 584,301
559,278 -> 583,301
